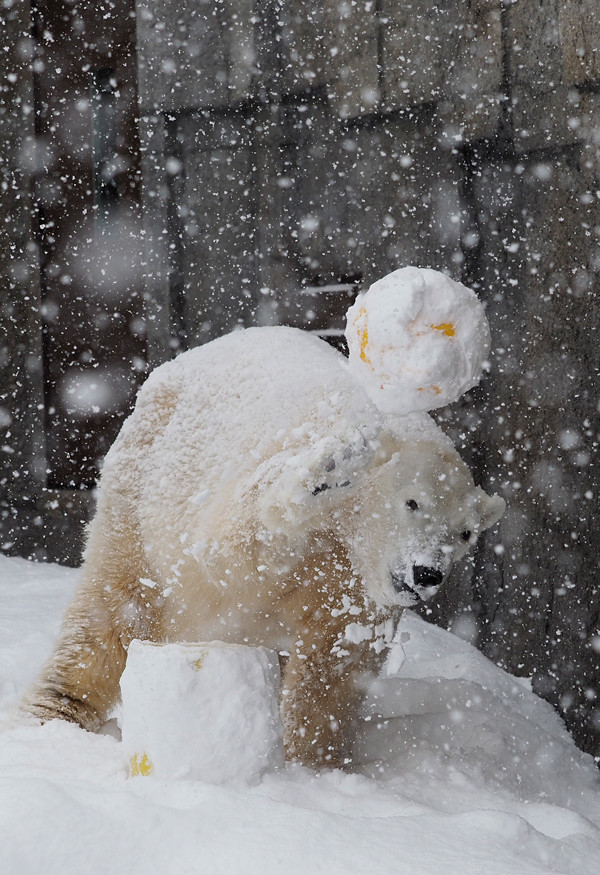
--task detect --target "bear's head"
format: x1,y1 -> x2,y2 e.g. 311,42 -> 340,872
340,436 -> 505,607
255,418 -> 505,609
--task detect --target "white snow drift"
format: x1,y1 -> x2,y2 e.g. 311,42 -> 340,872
2,556 -> 600,875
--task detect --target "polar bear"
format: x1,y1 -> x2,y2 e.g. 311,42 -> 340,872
23,327 -> 504,767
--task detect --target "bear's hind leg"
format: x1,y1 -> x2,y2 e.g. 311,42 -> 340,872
22,514 -> 159,731
22,580 -> 128,730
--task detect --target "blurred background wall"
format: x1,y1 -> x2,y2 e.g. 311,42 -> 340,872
1,0 -> 599,758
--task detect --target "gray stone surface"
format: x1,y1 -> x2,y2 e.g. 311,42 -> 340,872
559,0 -> 600,86
506,0 -> 598,151
510,83 -> 584,153
383,0 -> 453,108
138,112 -> 175,367
0,2 -> 48,559
174,112 -> 257,345
277,0 -> 328,94
506,0 -> 564,91
323,1 -> 381,119
463,145 -> 600,755
442,2 -> 503,142
136,0 -> 255,112
382,0 -> 503,137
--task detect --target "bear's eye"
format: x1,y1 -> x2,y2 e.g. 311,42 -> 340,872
461,530 -> 472,542
406,499 -> 419,511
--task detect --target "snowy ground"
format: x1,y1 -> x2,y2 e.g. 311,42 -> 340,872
1,555 -> 600,874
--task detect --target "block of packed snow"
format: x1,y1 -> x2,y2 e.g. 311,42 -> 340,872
120,640 -> 284,783
345,267 -> 491,415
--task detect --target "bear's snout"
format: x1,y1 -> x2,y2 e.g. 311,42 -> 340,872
391,565 -> 444,601
412,565 -> 444,591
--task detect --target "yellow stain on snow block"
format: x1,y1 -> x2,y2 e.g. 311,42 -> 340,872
431,322 -> 455,337
193,649 -> 208,671
130,752 -> 154,777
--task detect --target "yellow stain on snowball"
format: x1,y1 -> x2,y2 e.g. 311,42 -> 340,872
353,306 -> 373,369
130,752 -> 154,777
418,386 -> 442,395
431,322 -> 455,337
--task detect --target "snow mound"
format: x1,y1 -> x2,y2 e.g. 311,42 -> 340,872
346,267 -> 491,415
120,640 -> 283,784
2,557 -> 600,874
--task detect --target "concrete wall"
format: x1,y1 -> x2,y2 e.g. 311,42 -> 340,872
0,2 -> 93,565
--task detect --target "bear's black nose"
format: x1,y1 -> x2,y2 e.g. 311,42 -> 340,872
412,565 -> 444,590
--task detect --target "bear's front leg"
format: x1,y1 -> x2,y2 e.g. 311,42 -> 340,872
280,615 -> 388,769
22,509 -> 165,730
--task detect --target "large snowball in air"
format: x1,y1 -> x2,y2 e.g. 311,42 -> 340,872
345,267 -> 491,415
121,640 -> 284,784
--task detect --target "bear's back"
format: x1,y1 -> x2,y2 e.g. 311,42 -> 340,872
158,326 -> 372,452
170,326 -> 357,432
102,327 -> 378,502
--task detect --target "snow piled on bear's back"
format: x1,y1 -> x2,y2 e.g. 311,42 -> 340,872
2,556 -> 600,875
131,328 -> 366,532
121,327 -> 461,558
162,326 -> 371,459
133,326 -> 453,490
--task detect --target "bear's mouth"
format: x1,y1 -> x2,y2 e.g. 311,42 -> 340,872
391,565 -> 445,602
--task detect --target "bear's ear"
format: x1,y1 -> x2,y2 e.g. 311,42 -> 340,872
255,427 -> 378,529
479,490 -> 506,531
303,429 -> 379,500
